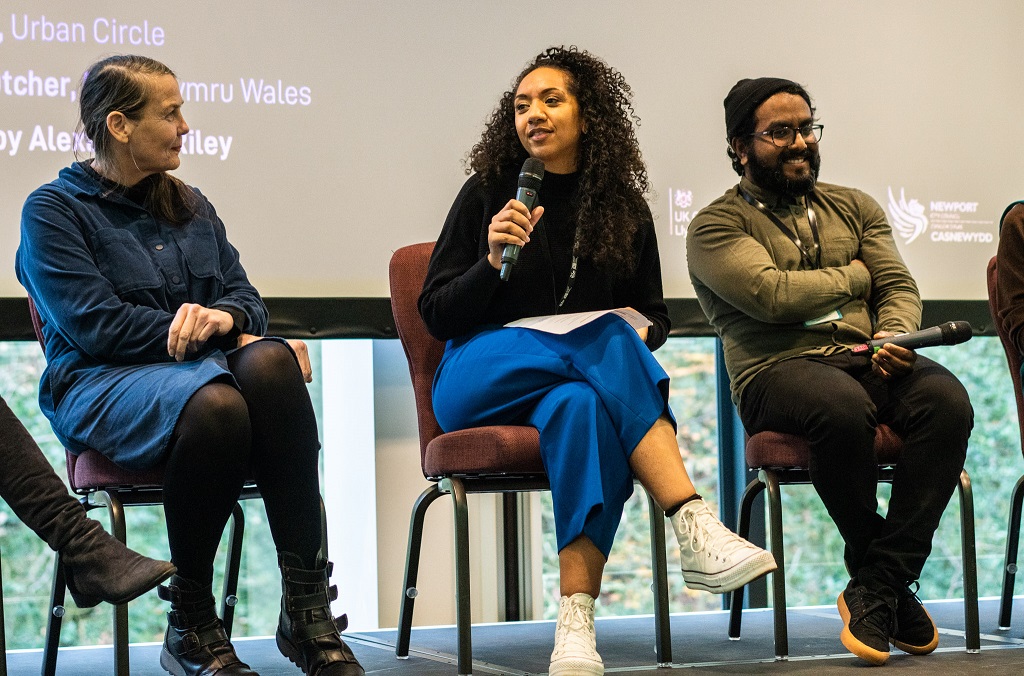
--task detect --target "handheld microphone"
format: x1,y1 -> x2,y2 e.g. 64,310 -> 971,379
850,320 -> 974,354
500,158 -> 545,281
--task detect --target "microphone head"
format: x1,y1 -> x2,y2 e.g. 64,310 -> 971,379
939,320 -> 974,345
518,158 -> 545,191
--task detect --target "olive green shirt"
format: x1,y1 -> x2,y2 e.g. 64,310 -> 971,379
687,177 -> 921,405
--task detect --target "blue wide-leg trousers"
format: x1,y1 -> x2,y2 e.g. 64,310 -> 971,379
432,314 -> 673,557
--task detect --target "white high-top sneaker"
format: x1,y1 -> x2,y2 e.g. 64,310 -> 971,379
671,498 -> 777,593
549,593 -> 604,676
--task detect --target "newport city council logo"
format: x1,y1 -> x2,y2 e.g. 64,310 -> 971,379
668,188 -> 694,237
887,187 -> 928,244
886,186 -> 993,245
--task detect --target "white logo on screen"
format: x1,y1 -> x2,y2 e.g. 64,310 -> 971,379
668,188 -> 694,237
887,187 -> 928,245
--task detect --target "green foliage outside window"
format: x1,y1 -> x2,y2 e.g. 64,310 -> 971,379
0,335 -> 1020,646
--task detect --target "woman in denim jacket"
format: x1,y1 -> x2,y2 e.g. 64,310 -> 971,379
17,55 -> 363,676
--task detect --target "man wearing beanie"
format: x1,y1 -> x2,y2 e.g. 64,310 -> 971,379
687,78 -> 973,665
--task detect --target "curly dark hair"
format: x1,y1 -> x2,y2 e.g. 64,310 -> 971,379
468,46 -> 649,274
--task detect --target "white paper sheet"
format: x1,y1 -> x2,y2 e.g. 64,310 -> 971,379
503,308 -> 652,335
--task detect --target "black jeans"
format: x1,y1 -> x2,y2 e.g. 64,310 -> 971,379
739,351 -> 973,591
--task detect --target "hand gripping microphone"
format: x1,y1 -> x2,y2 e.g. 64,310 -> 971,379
500,158 -> 545,281
850,320 -> 974,354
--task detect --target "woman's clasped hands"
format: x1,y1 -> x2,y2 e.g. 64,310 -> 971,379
168,303 -> 313,383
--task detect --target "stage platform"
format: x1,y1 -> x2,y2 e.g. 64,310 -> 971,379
9,596 -> 1024,674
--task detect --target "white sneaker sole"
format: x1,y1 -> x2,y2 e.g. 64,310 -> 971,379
682,550 -> 777,593
548,656 -> 604,676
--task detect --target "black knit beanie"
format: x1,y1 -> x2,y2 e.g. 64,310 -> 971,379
724,77 -> 810,140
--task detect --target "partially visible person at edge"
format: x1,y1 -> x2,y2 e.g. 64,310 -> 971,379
994,201 -> 1024,364
419,46 -> 776,676
16,55 -> 363,676
0,395 -> 175,606
686,77 -> 973,666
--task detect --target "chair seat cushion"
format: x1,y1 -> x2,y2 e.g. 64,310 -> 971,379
423,426 -> 544,478
70,448 -> 165,490
746,425 -> 902,469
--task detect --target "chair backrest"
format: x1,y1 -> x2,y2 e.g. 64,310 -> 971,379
987,256 -> 1024,454
389,243 -> 446,466
27,296 -> 46,355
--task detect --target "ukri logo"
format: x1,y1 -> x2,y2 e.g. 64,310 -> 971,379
668,188 -> 694,237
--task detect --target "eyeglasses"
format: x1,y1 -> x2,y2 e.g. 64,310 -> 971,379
751,124 -> 824,147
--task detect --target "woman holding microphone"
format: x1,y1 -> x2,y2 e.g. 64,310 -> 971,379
420,46 -> 776,675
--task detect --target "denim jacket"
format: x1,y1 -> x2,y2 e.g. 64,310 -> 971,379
16,162 -> 268,420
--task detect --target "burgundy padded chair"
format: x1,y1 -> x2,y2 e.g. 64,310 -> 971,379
727,420 -> 980,658
27,297 -> 261,676
987,255 -> 1024,631
389,242 -> 673,674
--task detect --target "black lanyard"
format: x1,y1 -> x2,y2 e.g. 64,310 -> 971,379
557,231 -> 580,308
740,189 -> 821,269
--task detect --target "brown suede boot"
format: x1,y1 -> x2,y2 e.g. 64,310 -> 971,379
60,517 -> 176,607
0,396 -> 175,607
276,552 -> 364,675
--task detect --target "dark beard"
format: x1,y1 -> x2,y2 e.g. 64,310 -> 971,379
746,146 -> 821,197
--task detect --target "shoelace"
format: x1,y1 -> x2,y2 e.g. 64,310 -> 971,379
553,599 -> 596,654
893,580 -> 925,634
682,503 -> 750,561
847,587 -> 895,636
900,580 -> 922,603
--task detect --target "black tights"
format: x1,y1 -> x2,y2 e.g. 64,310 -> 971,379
163,339 -> 323,583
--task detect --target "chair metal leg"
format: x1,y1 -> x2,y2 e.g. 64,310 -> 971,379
958,469 -> 980,653
645,492 -> 672,665
221,502 -> 246,638
396,484 -> 445,659
95,490 -> 130,676
0,547 -> 6,676
729,478 -> 767,640
41,553 -> 65,676
760,469 -> 789,661
446,478 -> 474,675
501,494 -> 522,622
44,492 -> 131,676
999,474 -> 1024,630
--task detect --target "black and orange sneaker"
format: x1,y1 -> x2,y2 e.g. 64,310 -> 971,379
838,580 -> 897,666
892,583 -> 939,655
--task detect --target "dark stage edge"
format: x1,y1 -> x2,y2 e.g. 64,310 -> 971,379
8,597 -> 1024,675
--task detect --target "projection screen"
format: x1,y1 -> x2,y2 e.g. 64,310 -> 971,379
2,0 -> 1022,305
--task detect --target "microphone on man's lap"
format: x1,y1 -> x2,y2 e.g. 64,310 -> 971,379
500,158 -> 545,282
850,320 -> 974,354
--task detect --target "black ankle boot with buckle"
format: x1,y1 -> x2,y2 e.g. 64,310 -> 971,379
276,551 -> 364,676
158,575 -> 259,676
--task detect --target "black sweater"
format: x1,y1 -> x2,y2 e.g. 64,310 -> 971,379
419,171 -> 669,349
